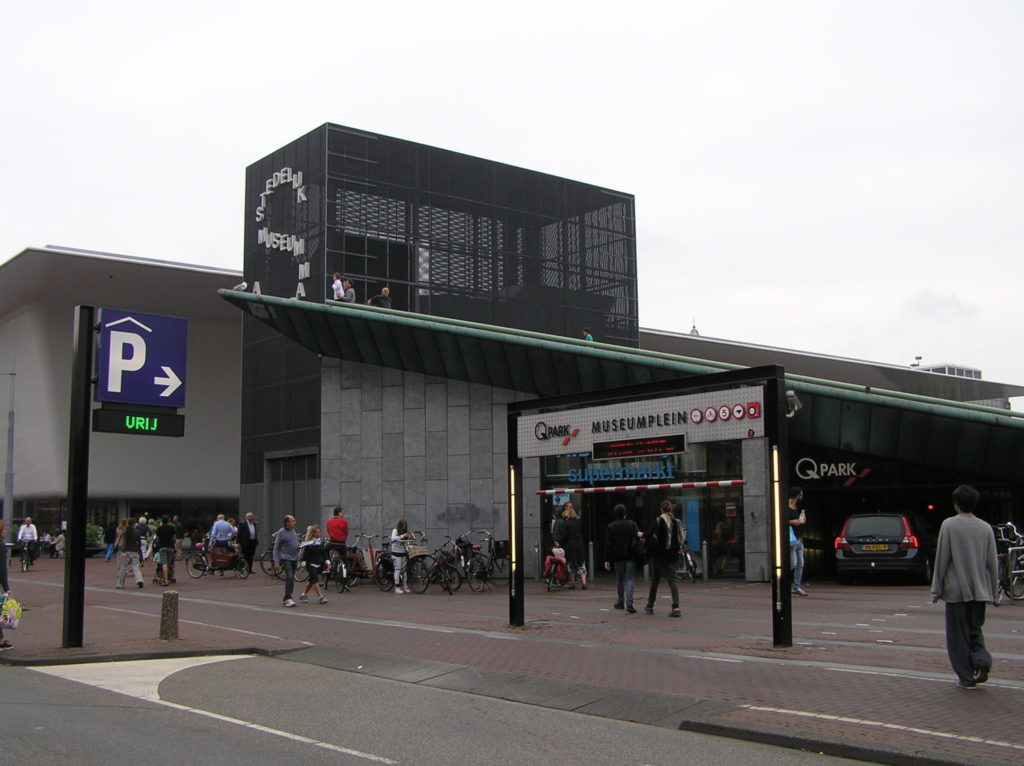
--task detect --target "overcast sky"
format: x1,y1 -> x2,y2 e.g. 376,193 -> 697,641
3,1 -> 1022,396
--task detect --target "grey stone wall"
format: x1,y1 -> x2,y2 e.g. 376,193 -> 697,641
321,359 -> 543,574
741,437 -> 771,582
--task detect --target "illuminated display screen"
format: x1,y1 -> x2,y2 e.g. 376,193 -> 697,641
592,433 -> 686,461
92,408 -> 185,437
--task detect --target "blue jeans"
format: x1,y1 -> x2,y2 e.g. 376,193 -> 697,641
105,543 -> 115,561
613,560 -> 636,607
279,559 -> 296,602
790,538 -> 805,590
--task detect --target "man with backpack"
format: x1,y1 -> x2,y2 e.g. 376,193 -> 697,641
644,500 -> 683,617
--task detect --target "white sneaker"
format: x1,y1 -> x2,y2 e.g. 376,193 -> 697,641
394,587 -> 405,594
283,599 -> 296,607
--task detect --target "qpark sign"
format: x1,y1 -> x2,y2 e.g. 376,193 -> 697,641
516,386 -> 764,459
794,457 -> 872,486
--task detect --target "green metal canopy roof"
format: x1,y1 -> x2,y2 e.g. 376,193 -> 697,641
220,290 -> 1024,482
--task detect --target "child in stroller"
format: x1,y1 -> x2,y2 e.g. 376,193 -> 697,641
544,542 -> 569,590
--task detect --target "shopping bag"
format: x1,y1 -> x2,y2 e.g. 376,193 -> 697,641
0,595 -> 22,630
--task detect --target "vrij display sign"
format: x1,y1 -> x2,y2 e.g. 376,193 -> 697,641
516,386 -> 764,458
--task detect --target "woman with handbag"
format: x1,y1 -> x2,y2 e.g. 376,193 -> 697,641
0,519 -> 13,649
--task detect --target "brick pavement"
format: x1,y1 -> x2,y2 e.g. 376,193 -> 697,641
3,556 -> 1023,765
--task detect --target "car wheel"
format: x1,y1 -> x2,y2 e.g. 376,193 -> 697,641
918,557 -> 933,586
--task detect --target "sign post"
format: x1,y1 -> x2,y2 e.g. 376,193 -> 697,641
63,306 -> 94,648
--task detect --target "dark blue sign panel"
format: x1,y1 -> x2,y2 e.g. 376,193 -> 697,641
96,309 -> 188,408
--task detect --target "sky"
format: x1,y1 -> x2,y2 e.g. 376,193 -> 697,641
3,1 -> 1022,397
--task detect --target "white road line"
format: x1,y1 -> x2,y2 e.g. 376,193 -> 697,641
32,658 -> 396,764
740,703 -> 1024,753
97,606 -> 312,644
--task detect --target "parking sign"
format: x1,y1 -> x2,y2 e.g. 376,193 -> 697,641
96,309 -> 188,408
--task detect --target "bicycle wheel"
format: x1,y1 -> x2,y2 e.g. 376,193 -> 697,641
235,558 -> 250,579
376,557 -> 395,591
684,553 -> 697,583
467,555 -> 488,591
259,552 -> 278,579
490,554 -> 507,578
407,556 -> 432,593
344,556 -> 360,588
443,561 -> 463,592
185,553 -> 207,579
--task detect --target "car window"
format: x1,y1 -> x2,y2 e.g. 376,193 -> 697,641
847,516 -> 903,537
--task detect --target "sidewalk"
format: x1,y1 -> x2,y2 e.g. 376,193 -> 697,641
3,556 -> 1022,766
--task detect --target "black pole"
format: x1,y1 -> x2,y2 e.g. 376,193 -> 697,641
63,305 -> 94,648
507,410 -> 524,627
766,370 -> 792,648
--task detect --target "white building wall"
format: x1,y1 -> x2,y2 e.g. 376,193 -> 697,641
0,298 -> 241,501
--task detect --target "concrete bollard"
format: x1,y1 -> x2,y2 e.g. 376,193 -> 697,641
159,590 -> 179,641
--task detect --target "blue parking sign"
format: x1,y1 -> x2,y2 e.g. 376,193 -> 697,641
96,309 -> 188,408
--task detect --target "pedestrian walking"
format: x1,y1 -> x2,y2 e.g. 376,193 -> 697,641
788,486 -> 808,596
103,522 -> 117,562
298,525 -> 328,604
604,503 -> 643,613
930,484 -> 999,689
0,519 -> 13,650
116,518 -> 145,589
236,512 -> 259,573
154,516 -> 177,585
272,515 -> 300,607
554,502 -> 587,589
644,500 -> 682,617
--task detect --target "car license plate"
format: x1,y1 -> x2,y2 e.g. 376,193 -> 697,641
863,544 -> 889,551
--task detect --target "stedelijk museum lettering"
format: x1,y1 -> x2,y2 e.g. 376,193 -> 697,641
250,166 -> 310,298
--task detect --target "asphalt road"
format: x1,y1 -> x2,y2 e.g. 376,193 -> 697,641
5,656 -> 866,766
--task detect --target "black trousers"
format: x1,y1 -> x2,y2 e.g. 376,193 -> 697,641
944,601 -> 992,684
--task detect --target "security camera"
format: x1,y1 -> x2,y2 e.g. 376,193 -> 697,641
785,389 -> 802,418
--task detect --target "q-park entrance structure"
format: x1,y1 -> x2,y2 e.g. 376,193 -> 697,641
504,366 -> 796,648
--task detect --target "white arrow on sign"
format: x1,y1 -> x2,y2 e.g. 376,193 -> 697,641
154,366 -> 182,397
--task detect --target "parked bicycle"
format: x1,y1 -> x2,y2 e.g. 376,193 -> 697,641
374,530 -> 422,592
257,545 -> 309,582
994,522 -> 1024,604
325,533 -> 384,592
407,537 -> 462,595
466,529 -> 510,592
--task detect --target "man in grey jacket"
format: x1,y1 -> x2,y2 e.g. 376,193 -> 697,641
272,515 -> 300,608
930,485 -> 999,689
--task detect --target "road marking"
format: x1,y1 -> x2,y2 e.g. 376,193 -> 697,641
32,658 -> 395,764
740,703 -> 1024,753
97,606 -> 312,645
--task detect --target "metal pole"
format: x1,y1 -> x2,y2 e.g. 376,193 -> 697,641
3,352 -> 14,522
507,410 -> 524,627
766,369 -> 792,648
63,306 -> 94,648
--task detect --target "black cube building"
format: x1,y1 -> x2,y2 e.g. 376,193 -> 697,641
241,124 -> 637,522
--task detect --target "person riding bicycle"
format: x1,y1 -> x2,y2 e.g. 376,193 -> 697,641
209,514 -> 235,552
16,517 -> 39,566
325,507 -> 350,560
